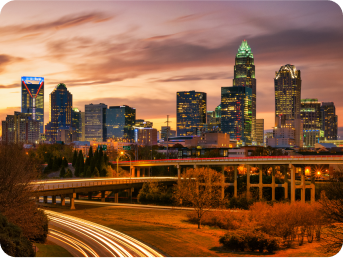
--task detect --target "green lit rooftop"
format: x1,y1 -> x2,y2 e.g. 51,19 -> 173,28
236,40 -> 253,58
56,83 -> 67,89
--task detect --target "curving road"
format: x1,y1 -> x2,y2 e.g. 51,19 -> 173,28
45,210 -> 164,257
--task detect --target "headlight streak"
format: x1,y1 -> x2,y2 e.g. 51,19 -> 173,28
45,210 -> 164,257
49,229 -> 99,257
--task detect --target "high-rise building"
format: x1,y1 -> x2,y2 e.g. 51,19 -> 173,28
21,76 -> 44,133
221,86 -> 252,146
301,99 -> 321,147
177,91 -> 207,136
135,119 -> 153,128
85,103 -> 107,142
45,83 -> 72,142
321,102 -> 338,140
106,105 -> 136,141
207,105 -> 221,132
134,128 -> 158,146
71,108 -> 82,141
81,112 -> 85,141
233,40 -> 256,142
275,64 -> 302,120
256,119 -> 264,146
2,112 -> 40,144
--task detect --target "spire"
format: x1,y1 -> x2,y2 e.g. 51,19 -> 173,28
236,40 -> 253,58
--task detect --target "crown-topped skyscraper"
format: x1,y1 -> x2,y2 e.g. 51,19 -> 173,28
233,40 -> 256,143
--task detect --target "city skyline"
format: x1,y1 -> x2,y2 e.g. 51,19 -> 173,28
0,1 -> 343,134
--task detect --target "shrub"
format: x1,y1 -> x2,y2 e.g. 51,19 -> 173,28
220,232 -> 246,251
266,238 -> 279,253
228,197 -> 254,210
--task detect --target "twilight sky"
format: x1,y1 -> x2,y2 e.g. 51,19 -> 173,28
0,1 -> 343,134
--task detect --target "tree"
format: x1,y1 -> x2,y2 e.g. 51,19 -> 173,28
0,144 -> 48,241
52,156 -> 59,171
319,181 -> 343,254
59,166 -> 66,178
85,167 -> 92,177
94,167 -> 100,177
72,150 -> 78,167
47,156 -> 53,170
173,167 -> 225,229
88,146 -> 93,160
65,168 -> 72,178
63,157 -> 68,167
78,151 -> 84,176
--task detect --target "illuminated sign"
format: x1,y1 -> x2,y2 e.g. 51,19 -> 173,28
21,76 -> 44,84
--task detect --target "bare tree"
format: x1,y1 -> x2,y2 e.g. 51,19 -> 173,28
173,167 -> 225,229
0,144 -> 48,242
319,180 -> 343,254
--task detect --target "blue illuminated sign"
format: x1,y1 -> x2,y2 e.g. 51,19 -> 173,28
21,76 -> 44,84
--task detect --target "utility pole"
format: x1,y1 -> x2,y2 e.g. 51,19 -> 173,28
164,115 -> 172,159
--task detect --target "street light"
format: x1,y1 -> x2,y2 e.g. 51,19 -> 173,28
116,151 -> 132,179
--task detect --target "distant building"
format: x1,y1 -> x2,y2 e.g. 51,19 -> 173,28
81,112 -> 85,141
177,90 -> 207,136
207,105 -> 221,132
221,86 -> 252,146
21,76 -> 44,133
233,40 -> 256,142
160,126 -> 176,141
85,103 -> 107,142
256,119 -> 264,146
57,127 -> 78,144
45,83 -> 72,142
106,105 -> 136,141
135,119 -> 153,128
264,132 -> 273,147
184,132 -> 237,148
2,112 -> 40,144
71,108 -> 82,141
134,127 -> 157,145
301,99 -> 322,147
321,102 -> 338,140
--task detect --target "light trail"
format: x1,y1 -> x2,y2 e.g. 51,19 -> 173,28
45,210 -> 164,257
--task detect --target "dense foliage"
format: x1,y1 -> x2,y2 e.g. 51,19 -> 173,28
137,182 -> 173,204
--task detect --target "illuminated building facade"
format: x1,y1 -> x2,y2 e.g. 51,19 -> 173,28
207,105 -> 221,132
256,119 -> 264,146
85,103 -> 107,142
221,86 -> 252,146
1,112 -> 40,144
71,108 -> 82,141
135,119 -> 153,128
300,99 -> 322,147
275,64 -> 302,120
321,102 -> 338,140
21,76 -> 44,133
177,91 -> 207,136
45,83 -> 72,142
134,127 -> 158,146
106,105 -> 135,141
160,126 -> 176,141
233,40 -> 256,142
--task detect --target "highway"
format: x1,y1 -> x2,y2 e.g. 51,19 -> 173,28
45,210 -> 164,257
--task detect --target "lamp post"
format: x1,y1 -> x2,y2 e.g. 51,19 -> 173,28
117,151 -> 124,176
116,151 -> 132,178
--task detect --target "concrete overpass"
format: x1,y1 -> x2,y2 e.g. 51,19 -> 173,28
33,177 -> 177,209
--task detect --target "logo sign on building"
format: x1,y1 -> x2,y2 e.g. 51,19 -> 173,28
123,146 -> 131,150
98,145 -> 107,151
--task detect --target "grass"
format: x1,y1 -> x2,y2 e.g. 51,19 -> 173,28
44,204 -> 339,257
35,240 -> 72,257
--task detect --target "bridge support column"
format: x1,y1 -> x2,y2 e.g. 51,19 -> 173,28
43,196 -> 48,204
272,166 -> 276,201
52,195 -> 57,205
137,168 -> 140,177
194,164 -> 197,169
311,183 -> 315,204
234,166 -> 238,198
101,191 -> 106,202
128,188 -> 134,203
283,166 -> 289,200
258,165 -> 263,200
88,192 -> 92,200
246,165 -> 251,199
69,193 -> 76,210
301,168 -> 305,203
177,165 -> 181,183
131,166 -> 135,177
114,193 -> 119,203
61,195 -> 66,206
290,164 -> 296,203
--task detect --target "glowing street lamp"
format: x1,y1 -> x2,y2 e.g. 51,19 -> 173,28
116,151 -> 131,178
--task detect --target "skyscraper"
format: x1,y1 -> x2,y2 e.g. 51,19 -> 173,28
21,76 -> 44,133
85,103 -> 107,142
275,64 -> 302,120
177,91 -> 207,136
45,83 -> 72,142
106,105 -> 136,141
207,105 -> 221,132
321,102 -> 338,140
256,119 -> 264,146
233,40 -> 256,142
301,99 -> 321,147
71,108 -> 82,141
221,86 -> 252,146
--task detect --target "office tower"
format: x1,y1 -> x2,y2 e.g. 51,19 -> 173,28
45,83 -> 72,142
256,119 -> 264,146
161,126 -> 176,141
177,90 -> 207,136
2,112 -> 39,144
71,108 -> 82,141
233,40 -> 256,142
57,127 -> 78,144
301,99 -> 321,147
85,103 -> 107,142
134,128 -> 158,146
81,112 -> 85,141
275,64 -> 302,120
267,115 -> 303,148
106,105 -> 136,141
207,105 -> 221,132
135,119 -> 153,128
21,76 -> 44,133
321,102 -> 338,140
221,86 -> 252,146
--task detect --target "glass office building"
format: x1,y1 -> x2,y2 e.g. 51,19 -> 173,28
301,99 -> 321,147
221,86 -> 252,146
177,91 -> 207,136
71,107 -> 82,141
21,76 -> 44,133
321,102 -> 338,140
85,103 -> 107,142
45,83 -> 72,142
233,40 -> 256,142
106,105 -> 136,141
